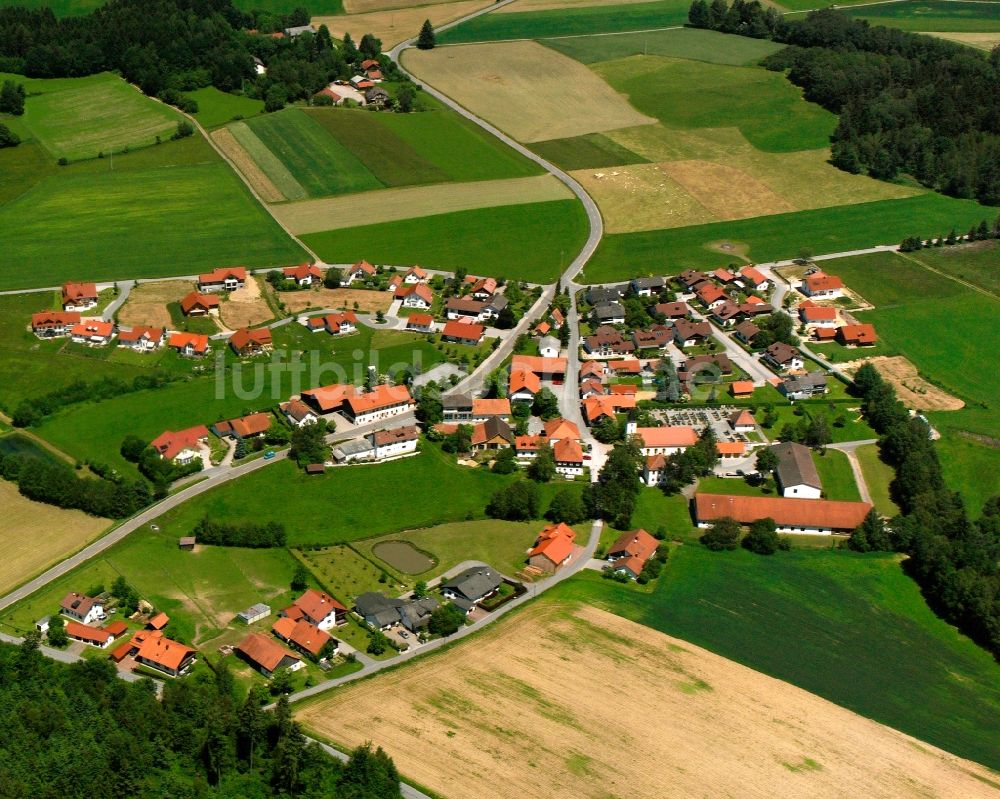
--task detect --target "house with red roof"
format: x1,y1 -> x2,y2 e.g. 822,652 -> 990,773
629,423 -> 698,457
280,588 -> 347,630
150,425 -> 209,464
695,282 -> 727,310
800,271 -> 844,298
134,631 -> 196,677
528,523 -> 576,573
397,282 -> 433,309
65,621 -> 113,648
229,327 -> 273,356
280,399 -> 319,428
729,380 -> 755,397
442,320 -> 485,345
406,313 -> 434,333
738,265 -> 770,292
509,367 -> 541,402
606,528 -> 658,579
301,383 -> 358,414
836,324 -> 878,347
553,437 -> 584,477
470,277 -> 497,299
213,412 -> 272,440
32,311 -> 81,338
471,398 -> 511,422
237,633 -> 303,677
118,325 -> 164,352
345,260 -> 376,285
798,300 -> 838,327
198,266 -> 246,292
343,384 -> 414,425
729,409 -> 756,433
62,282 -> 99,311
694,493 -> 872,535
403,266 -> 428,284
582,394 -> 636,424
180,291 -> 219,317
283,262 -> 324,286
272,617 -> 335,659
168,332 -> 210,357
70,320 -> 114,346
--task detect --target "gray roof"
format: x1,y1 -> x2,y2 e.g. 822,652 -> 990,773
595,302 -> 626,320
442,393 -> 473,410
781,372 -> 828,394
632,277 -> 665,290
443,566 -> 501,602
538,335 -> 560,352
237,603 -> 270,620
331,438 -> 374,461
587,286 -> 622,305
399,596 -> 439,629
285,24 -> 316,36
355,592 -> 405,628
770,441 -> 822,490
487,295 -> 508,312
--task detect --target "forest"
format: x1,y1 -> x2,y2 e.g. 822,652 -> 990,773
0,635 -> 402,798
688,1 -> 1000,205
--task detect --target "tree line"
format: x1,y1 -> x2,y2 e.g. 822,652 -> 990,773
689,1 -> 1000,205
1,635 -> 402,797
11,372 -> 177,427
193,516 -> 288,548
848,363 -> 1000,659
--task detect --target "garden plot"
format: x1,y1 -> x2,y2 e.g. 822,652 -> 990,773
117,280 -> 194,329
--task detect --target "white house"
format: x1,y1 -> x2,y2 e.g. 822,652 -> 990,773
59,592 -> 104,624
538,335 -> 560,359
370,425 -> 419,460
281,589 -> 346,631
281,399 -> 319,428
771,442 -> 822,499
628,422 -> 698,457
800,272 -> 844,298
343,384 -> 415,426
553,438 -> 584,477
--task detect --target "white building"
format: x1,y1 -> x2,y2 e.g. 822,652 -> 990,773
370,425 -> 419,460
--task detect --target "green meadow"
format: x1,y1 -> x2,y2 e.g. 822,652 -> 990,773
580,194 -> 998,282
303,199 -> 589,283
530,131 -> 651,171
188,87 -> 264,129
550,548 -> 1000,772
0,0 -> 342,13
811,449 -> 861,502
846,0 -> 1000,32
855,443 -> 900,518
438,0 -> 693,43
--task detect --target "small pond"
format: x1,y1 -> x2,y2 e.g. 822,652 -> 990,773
373,540 -> 435,574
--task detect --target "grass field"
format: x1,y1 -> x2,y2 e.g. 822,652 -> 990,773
188,87 -> 264,129
812,449 -> 861,502
0,0 -> 343,12
1,72 -> 180,161
530,131 -> 651,170
272,174 -> 570,233
903,239 -> 1000,296
303,199 -> 589,282
403,41 -> 655,143
299,599 -> 1000,797
855,443 -> 900,517
580,194 -> 997,281
930,430 -> 1000,515
550,548 -> 1000,772
294,545 -> 405,609
437,0 -> 693,43
317,0 -> 491,49
542,27 -> 783,66
845,0 -> 1000,32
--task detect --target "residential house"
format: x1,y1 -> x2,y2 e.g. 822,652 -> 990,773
695,283 -> 727,310
198,266 -> 246,292
320,311 -> 358,336
583,326 -> 635,357
729,409 -> 756,433
630,424 -> 698,457
538,335 -> 560,359
544,417 -> 580,443
60,593 -> 104,624
762,342 -> 804,371
70,320 -> 114,346
579,360 -> 605,381
471,398 -> 511,422
403,266 -> 428,284
673,319 -> 711,347
694,493 -> 871,535
355,593 -> 439,632
740,299 -> 773,317
213,412 -> 271,440
281,399 -> 319,427
630,276 -> 665,296
606,529 -> 658,579
229,327 -> 273,356
587,286 -> 624,305
837,324 -> 878,347
549,307 -> 565,328
771,441 -> 822,498
738,265 -> 770,292
406,312 -> 434,333
65,621 -> 113,648
779,372 -> 829,400
482,294 -> 508,321
678,353 -> 732,383
442,393 -> 473,422
798,301 -> 838,327
397,282 -> 433,310
301,383 -> 358,414
331,438 -> 375,463
117,325 -> 164,352
527,523 -> 576,573
514,434 -> 545,458
150,425 -> 209,464
470,277 -> 498,299
369,425 -> 419,459
283,263 -> 324,286
134,632 -> 196,677
535,321 -> 551,336
237,633 -> 303,677
441,320 -> 485,345
813,327 -> 838,342
553,437 -> 584,477
632,328 -> 671,351
31,311 -> 81,338
800,271 -> 844,298
345,384 -> 415,425
442,566 -> 502,612
729,380 -> 755,398
446,297 -> 488,322
677,269 -> 709,290
733,320 -> 760,345
653,301 -> 688,320
272,617 -> 334,659
168,332 -> 210,357
594,302 -> 626,325
364,86 -> 389,107
345,260 -> 376,284
511,353 -> 567,382
607,360 -> 641,377
710,301 -> 742,327
180,291 -> 219,316
471,416 -> 515,451
62,282 -> 98,311
509,368 -> 541,402
387,275 -> 403,294
280,588 -> 347,631
582,394 -> 636,424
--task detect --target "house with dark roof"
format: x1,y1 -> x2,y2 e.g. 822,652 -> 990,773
733,320 -> 760,345
779,372 -> 828,400
594,302 -> 626,325
441,566 -> 502,611
770,441 -> 822,498
673,319 -> 711,347
606,528 -> 658,579
442,392 -> 473,422
630,276 -> 665,296
762,342 -> 804,371
586,286 -> 624,305
471,416 -> 514,451
60,592 -> 103,623
355,592 -> 439,632
369,425 -> 419,459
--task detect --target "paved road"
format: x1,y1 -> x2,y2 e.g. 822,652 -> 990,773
829,439 -> 879,506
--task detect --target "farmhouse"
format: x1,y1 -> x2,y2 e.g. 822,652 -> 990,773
594,302 -> 626,325
213,412 -> 271,440
272,617 -> 334,659
198,267 -> 246,292
771,441 -> 822,498
343,384 -> 415,425
779,372 -> 829,400
406,313 -> 434,332
673,319 -> 711,347
471,398 -> 511,422
606,528 -> 658,579
630,424 -> 698,457
762,342 -> 804,371
31,311 -> 81,338
168,332 -> 210,357
281,589 -> 347,630
180,291 -> 219,316
527,523 -> 576,573
442,320 -> 485,345
694,493 -> 872,535
237,603 -> 271,624
281,399 -> 319,427
369,425 -> 419,459
801,271 -> 844,298
60,592 -> 104,624
65,621 -> 113,648
150,425 -> 209,464
729,409 -> 756,433
117,325 -> 164,351
237,633 -> 303,677
283,262 -> 324,286
553,437 -> 584,477
397,282 -> 433,309
365,87 -> 389,107
471,416 -> 515,451
446,297 -> 488,321
62,282 -> 99,311
134,632 -> 196,677
301,383 -> 358,414
229,327 -> 273,356
345,260 -> 377,284
837,324 -> 878,347
442,566 -> 502,611
70,320 -> 114,346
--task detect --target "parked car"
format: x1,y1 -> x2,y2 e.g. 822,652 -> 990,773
264,450 -> 276,460
399,630 -> 409,639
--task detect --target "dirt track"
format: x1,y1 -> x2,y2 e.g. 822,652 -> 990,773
299,602 -> 999,799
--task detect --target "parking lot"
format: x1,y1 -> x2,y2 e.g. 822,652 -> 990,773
650,405 -> 749,444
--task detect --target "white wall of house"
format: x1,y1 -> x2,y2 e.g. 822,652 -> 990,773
373,438 -> 417,459
780,482 -> 823,499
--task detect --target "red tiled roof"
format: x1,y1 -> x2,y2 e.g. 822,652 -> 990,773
529,523 -> 576,565
345,384 -> 413,415
730,409 -> 755,427
283,263 -> 323,282
150,425 -> 209,461
608,360 -> 641,374
579,361 -> 605,378
62,282 -> 97,303
118,325 -> 163,345
739,265 -> 768,286
804,272 -> 844,292
799,304 -> 837,322
281,399 -> 315,422
837,324 -> 878,345
510,368 -> 541,395
636,426 -> 698,448
147,612 -> 169,630
291,588 -> 346,622
694,493 -> 872,530
70,320 -> 114,339
472,398 -> 510,417
180,291 -> 219,315
199,266 -> 247,284
229,327 -> 272,352
102,620 -> 128,637
716,441 -> 746,456
442,320 -> 484,342
237,632 -> 299,673
535,321 -> 551,335
218,412 -> 272,438
515,434 -> 545,452
168,332 -> 209,354
32,311 -> 81,329
511,354 -> 567,375
729,380 -> 754,396
407,313 -> 434,328
553,437 -> 583,464
607,528 -> 658,576
301,383 -> 357,412
65,621 -> 112,645
372,425 -> 418,446
396,283 -> 433,303
543,418 -> 580,440
272,617 -> 331,657
350,259 -> 376,276
136,633 -> 195,671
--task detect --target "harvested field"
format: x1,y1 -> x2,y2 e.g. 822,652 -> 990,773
299,601 -> 1000,799
403,41 -> 655,143
219,276 -> 274,329
272,175 -> 571,234
498,0 -> 655,11
317,0 -> 492,48
210,127 -> 285,203
843,355 -> 964,411
0,480 -> 109,596
929,30 -> 1000,48
228,122 -> 307,201
117,280 -> 194,328
663,159 -> 794,219
277,287 -> 392,314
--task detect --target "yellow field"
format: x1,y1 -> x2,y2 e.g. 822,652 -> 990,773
117,279 -> 195,328
272,174 -> 571,234
928,31 -> 1000,50
278,287 -> 393,314
317,0 -> 492,48
497,0 -> 654,11
299,601 -> 999,799
403,41 -> 656,142
0,481 -> 110,596
210,127 -> 285,203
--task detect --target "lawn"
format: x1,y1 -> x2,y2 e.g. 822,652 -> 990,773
905,239 -> 1000,296
926,422 -> 1000,517
543,27 -> 784,67
438,0 -> 693,43
579,194 -> 997,282
550,547 -> 1000,772
302,199 -> 589,283
188,87 -> 264,129
530,131 -> 650,170
294,545 -> 406,609
855,443 -> 900,517
812,448 -> 861,502
1,71 -> 181,161
846,0 -> 1000,32
627,486 -> 697,540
